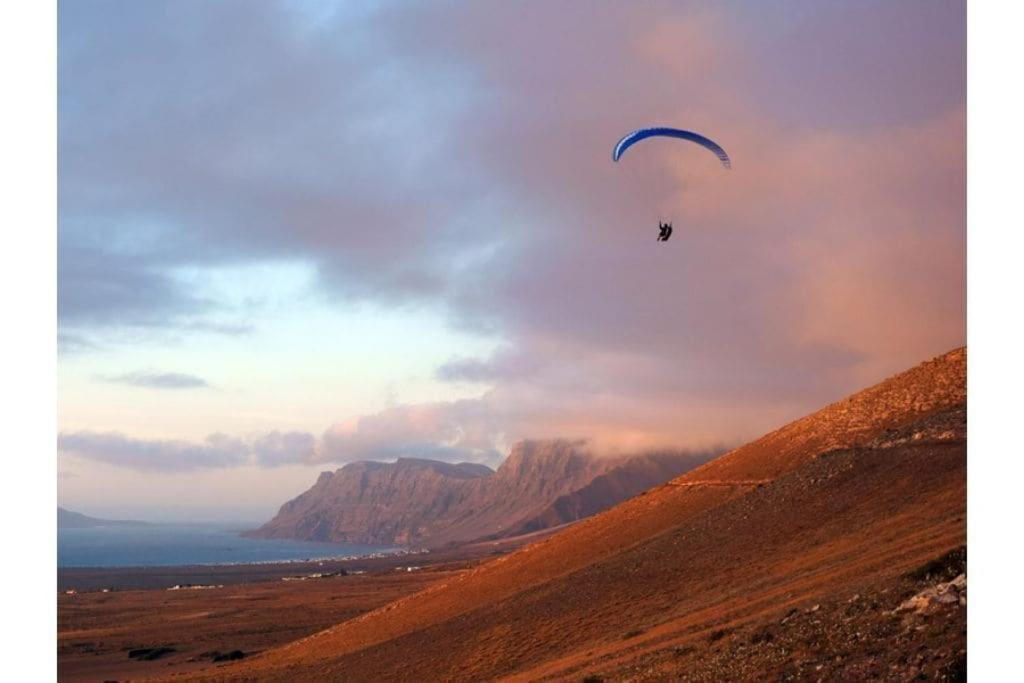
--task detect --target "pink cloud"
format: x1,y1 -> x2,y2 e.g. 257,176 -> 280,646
61,2 -> 964,471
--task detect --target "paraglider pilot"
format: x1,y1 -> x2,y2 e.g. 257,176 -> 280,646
612,127 -> 730,245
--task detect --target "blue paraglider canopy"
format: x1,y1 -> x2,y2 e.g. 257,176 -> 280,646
613,127 -> 731,169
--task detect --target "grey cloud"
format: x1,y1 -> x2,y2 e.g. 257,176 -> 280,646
59,0 -> 501,337
59,431 -> 252,471
436,348 -> 543,383
250,431 -> 319,468
57,409 -> 503,472
58,332 -> 98,355
59,2 -> 965,455
58,429 -> 316,472
57,245 -> 209,329
99,371 -> 211,389
321,399 -> 506,468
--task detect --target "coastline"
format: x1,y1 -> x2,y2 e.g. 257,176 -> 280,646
57,524 -> 564,591
58,545 -> 420,571
57,522 -> 412,577
58,548 -> 427,592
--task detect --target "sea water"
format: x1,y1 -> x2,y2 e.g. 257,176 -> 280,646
58,523 -> 396,568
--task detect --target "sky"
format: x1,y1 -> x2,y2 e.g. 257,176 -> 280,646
57,0 -> 965,522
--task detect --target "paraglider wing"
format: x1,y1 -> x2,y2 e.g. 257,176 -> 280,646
612,127 -> 731,169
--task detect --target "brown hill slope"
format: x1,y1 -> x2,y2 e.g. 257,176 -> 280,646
197,347 -> 965,681
250,443 -> 713,547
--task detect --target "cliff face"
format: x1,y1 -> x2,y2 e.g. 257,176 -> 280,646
249,441 -> 713,547
501,452 -> 701,537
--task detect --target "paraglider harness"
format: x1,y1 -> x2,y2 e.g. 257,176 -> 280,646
658,222 -> 673,242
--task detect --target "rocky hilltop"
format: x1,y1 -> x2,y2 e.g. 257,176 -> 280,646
249,441 -> 713,547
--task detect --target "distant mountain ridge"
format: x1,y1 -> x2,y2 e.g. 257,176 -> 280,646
248,442 -> 715,547
215,347 -> 967,682
58,507 -> 150,529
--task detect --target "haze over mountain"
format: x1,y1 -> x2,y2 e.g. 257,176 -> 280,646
57,507 -> 150,529
250,444 -> 715,547
207,347 -> 966,681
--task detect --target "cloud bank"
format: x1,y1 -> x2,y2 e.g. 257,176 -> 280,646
58,430 -> 317,472
59,1 -> 965,470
